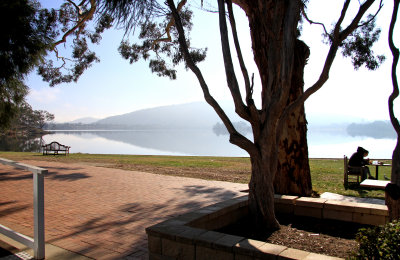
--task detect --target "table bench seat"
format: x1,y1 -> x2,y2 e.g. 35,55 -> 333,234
360,179 -> 390,190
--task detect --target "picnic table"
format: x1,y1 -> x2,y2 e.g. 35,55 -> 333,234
369,160 -> 391,180
42,141 -> 70,155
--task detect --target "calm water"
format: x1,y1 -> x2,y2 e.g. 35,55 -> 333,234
29,128 -> 397,159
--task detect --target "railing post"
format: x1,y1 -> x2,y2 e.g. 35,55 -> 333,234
33,170 -> 46,260
0,158 -> 47,259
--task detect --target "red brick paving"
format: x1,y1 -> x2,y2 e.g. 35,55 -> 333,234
0,160 -> 247,259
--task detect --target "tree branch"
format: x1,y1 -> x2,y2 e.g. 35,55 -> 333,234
334,0 -> 351,39
226,0 -> 260,124
388,0 -> 400,134
217,0 -> 251,122
301,6 -> 329,36
66,0 -> 82,13
52,0 -> 96,49
226,1 -> 250,101
152,0 -> 187,48
166,0 -> 257,156
339,0 -> 376,41
357,0 -> 383,28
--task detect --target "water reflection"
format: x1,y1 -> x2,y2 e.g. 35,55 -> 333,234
0,135 -> 45,152
1,128 -> 396,159
42,129 -> 249,157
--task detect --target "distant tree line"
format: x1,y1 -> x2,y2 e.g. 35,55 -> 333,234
45,123 -> 136,130
2,101 -> 54,137
212,121 -> 252,136
347,120 -> 396,139
45,122 -> 201,130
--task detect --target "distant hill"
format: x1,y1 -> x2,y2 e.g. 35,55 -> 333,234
49,102 -> 391,134
95,102 -> 240,129
69,117 -> 99,124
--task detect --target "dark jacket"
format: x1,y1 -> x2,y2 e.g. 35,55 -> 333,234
349,147 -> 369,167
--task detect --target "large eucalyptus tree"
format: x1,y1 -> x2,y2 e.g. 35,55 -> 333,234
167,0 -> 384,230
37,0 -> 385,230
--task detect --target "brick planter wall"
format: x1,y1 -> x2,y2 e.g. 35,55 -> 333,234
146,195 -> 388,260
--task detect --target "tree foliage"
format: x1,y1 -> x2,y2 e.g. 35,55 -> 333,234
3,101 -> 55,136
37,1 -> 113,86
341,15 -> 385,70
0,0 -> 57,128
115,2 -> 207,80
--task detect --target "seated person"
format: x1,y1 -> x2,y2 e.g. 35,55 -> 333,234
349,146 -> 373,180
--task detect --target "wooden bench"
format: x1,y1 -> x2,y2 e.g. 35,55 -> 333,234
42,141 -> 70,155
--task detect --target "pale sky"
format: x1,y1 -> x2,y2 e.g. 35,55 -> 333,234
26,0 -> 399,123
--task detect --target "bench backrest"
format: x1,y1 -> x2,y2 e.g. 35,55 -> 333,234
44,142 -> 68,150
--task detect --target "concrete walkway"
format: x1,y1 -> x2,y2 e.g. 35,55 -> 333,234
0,160 -> 248,259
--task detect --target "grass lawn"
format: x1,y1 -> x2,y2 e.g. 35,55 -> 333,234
0,152 -> 391,200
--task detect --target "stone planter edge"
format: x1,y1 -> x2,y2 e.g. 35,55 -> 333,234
146,194 -> 388,260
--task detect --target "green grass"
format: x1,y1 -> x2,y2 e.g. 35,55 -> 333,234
0,152 -> 391,200
310,158 -> 391,199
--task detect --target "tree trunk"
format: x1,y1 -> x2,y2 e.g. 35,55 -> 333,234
244,0 -> 303,230
248,144 -> 280,231
244,1 -> 312,198
275,40 -> 312,196
385,139 -> 400,221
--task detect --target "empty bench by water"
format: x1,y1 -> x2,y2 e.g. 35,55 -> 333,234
42,141 -> 70,155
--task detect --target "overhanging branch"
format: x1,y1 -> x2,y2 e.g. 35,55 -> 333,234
52,0 -> 96,49
152,0 -> 187,48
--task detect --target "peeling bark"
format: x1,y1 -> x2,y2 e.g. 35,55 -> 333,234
275,40 -> 312,196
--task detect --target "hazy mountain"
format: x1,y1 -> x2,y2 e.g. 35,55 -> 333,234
95,102 -> 241,129
69,117 -> 100,124
51,102 -> 390,134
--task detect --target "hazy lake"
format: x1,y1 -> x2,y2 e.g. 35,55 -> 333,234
34,128 -> 397,159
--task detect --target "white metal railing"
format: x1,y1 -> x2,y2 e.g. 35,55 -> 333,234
0,158 -> 46,259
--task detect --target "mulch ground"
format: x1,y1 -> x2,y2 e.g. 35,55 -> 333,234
217,214 -> 369,258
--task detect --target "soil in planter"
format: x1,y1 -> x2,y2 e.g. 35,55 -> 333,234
216,213 -> 372,258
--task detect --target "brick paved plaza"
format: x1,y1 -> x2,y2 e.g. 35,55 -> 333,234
0,160 -> 247,259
